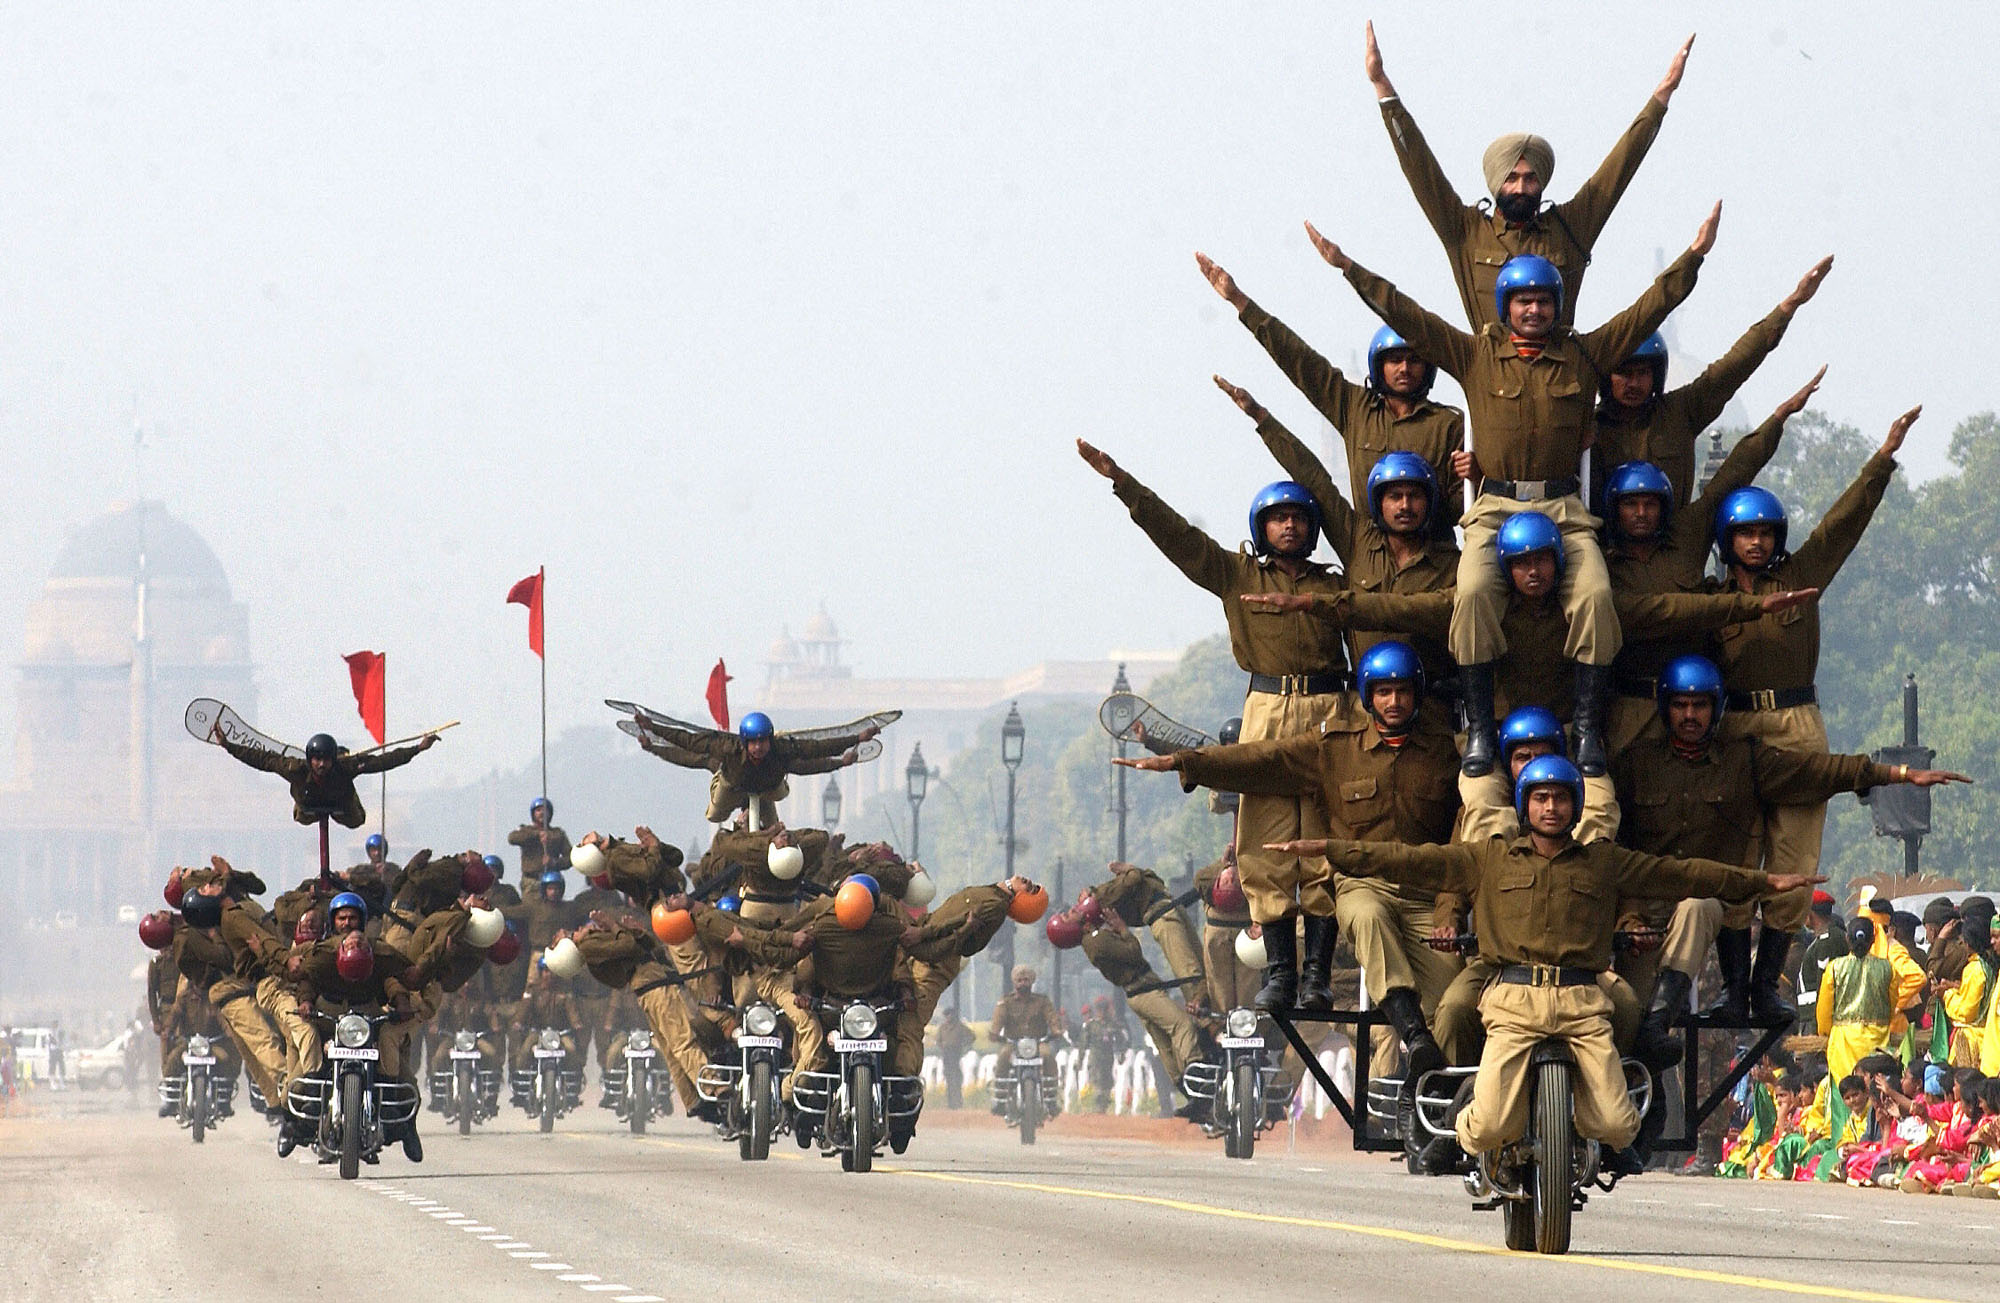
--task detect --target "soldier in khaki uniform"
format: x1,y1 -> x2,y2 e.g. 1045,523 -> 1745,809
215,728 -> 436,829
988,965 -> 1063,1086
506,797 -> 571,881
1595,260 -> 1831,503
626,711 -> 884,827
1708,407 -> 1919,976
1080,862 -> 1204,993
897,879 -> 1024,1080
1272,755 -> 1821,1174
1077,917 -> 1205,1116
566,913 -> 718,1119
173,888 -> 288,1108
1193,849 -> 1259,1013
1363,22 -> 1692,331
1077,439 -> 1349,1007
1603,371 -> 1823,755
1197,257 -> 1465,528
1613,655 -> 1965,1038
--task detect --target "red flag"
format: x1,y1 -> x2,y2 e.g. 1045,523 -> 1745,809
705,659 -> 732,729
342,651 -> 386,746
506,568 -> 544,658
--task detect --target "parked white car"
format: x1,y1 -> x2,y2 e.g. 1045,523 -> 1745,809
71,1029 -> 140,1090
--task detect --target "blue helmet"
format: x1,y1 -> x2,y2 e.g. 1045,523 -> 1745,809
1498,706 -> 1567,765
530,796 -> 553,819
1656,654 -> 1726,735
482,854 -> 505,877
1609,332 -> 1669,400
364,833 -> 387,855
1713,486 -> 1788,565
845,872 -> 881,902
716,893 -> 742,914
738,712 -> 775,742
538,869 -> 566,900
1514,754 -> 1584,827
1356,641 -> 1425,705
1495,510 -> 1564,578
328,891 -> 368,920
1493,255 -> 1564,324
1366,325 -> 1434,398
1247,481 -> 1321,557
1605,460 -> 1674,535
1365,452 -> 1439,533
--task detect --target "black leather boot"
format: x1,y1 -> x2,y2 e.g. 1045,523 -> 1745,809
1253,921 -> 1299,1013
1748,926 -> 1799,1026
1572,662 -> 1614,777
1460,663 -> 1499,776
1701,928 -> 1753,1022
1379,987 -> 1445,1086
1298,917 -> 1337,1012
1633,968 -> 1691,1071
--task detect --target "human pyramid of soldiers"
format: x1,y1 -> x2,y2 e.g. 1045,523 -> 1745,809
1084,25 -> 1974,1179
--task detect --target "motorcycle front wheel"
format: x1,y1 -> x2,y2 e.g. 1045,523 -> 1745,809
1230,1061 -> 1257,1160
850,1063 -> 875,1173
540,1063 -> 558,1134
629,1062 -> 648,1137
1532,1061 -> 1575,1255
339,1073 -> 364,1180
748,1061 -> 773,1161
188,1072 -> 208,1145
458,1062 -> 475,1137
1019,1077 -> 1039,1146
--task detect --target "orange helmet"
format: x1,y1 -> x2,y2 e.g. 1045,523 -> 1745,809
1008,884 -> 1050,924
651,902 -> 696,944
834,879 -> 877,930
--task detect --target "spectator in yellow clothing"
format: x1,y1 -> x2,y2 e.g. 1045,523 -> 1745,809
1941,896 -> 1996,1068
1817,918 -> 1894,1092
1860,897 -> 1927,1038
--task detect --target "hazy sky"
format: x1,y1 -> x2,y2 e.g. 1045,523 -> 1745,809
2,3 -> 1993,790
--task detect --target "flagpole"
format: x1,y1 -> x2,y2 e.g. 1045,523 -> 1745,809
380,654 -> 387,838
540,568 -> 548,800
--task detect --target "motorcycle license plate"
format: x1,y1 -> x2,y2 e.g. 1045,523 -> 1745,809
736,1034 -> 783,1049
449,1050 -> 482,1060
831,1036 -> 887,1053
624,1049 -> 655,1059
183,1055 -> 217,1066
1218,1036 -> 1264,1050
328,1046 -> 379,1061
1014,1058 -> 1043,1068
533,1048 -> 566,1059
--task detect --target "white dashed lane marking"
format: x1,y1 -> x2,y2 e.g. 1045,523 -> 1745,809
363,1184 -> 656,1298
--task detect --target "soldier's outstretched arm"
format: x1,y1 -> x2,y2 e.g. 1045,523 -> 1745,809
1199,256 -> 1363,433
1116,735 -> 1320,799
1273,836 -> 1475,895
1214,376 -> 1355,563
1615,587 -> 1819,642
1581,202 -> 1717,373
1366,22 -> 1468,255
1680,258 -> 1831,431
1609,842 -> 1824,903
1557,35 -> 1688,245
1753,743 -> 1969,808
1695,367 -> 1826,513
1307,222 -> 1474,382
1078,439 -> 1235,596
1787,406 -> 1918,590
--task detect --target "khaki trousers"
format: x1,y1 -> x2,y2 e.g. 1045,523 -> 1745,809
1720,703 -> 1827,904
1452,494 -> 1620,666
634,984 -> 703,1110
1235,688 -> 1341,924
1127,988 -> 1201,1087
1202,924 -> 1259,1011
897,955 -> 963,1076
735,968 -> 823,1103
707,774 -> 787,826
1456,770 -> 1620,845
207,977 -> 287,1103
256,975 -> 317,1089
1147,912 -> 1206,987
1456,980 -> 1637,1154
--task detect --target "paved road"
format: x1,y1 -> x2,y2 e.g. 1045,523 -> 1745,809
2,1092 -> 1992,1302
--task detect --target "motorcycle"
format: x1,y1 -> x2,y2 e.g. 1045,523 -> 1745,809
286,1010 -> 419,1180
991,1037 -> 1062,1145
428,1030 -> 499,1136
793,998 -> 923,1172
696,1001 -> 790,1160
1183,1008 -> 1292,1160
511,1027 -> 583,1133
160,1033 -> 234,1143
603,1028 -> 676,1136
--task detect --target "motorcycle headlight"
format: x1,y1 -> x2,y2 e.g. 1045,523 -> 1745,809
187,1035 -> 211,1058
1226,1008 -> 1259,1039
627,1031 -> 651,1052
537,1028 -> 561,1052
454,1030 -> 477,1051
744,1004 -> 779,1037
1015,1037 -> 1039,1059
335,1014 -> 370,1049
840,1003 -> 878,1040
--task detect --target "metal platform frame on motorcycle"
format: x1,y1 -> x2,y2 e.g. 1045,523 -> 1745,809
1650,1010 -> 1793,1153
1264,1006 -> 1401,1152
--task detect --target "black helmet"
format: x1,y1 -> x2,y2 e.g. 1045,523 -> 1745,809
181,892 -> 224,929
1218,717 -> 1243,746
305,733 -> 339,762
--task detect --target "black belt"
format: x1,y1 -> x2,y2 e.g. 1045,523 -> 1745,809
1725,685 -> 1817,712
1615,674 -> 1657,700
1479,475 -> 1579,502
1248,670 -> 1350,696
1496,964 -> 1598,988
741,891 -> 799,906
385,909 -> 421,931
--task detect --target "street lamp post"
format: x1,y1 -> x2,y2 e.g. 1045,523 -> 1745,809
998,704 -> 1026,989
1110,664 -> 1130,862
821,775 -> 842,830
905,743 -> 929,860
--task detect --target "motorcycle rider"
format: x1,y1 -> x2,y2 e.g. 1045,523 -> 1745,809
507,796 -> 572,880
988,965 -> 1064,1111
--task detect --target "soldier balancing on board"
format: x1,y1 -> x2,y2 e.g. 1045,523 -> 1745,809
1305,202 -> 1721,779
1075,438 -> 1348,1013
1121,642 -> 1458,1094
1196,254 -> 1465,531
1268,756 -> 1824,1179
213,725 -> 438,829
618,707 -> 890,827
1612,655 -> 1966,1039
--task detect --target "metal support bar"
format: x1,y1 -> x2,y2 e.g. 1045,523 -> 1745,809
1653,1015 -> 1790,1153
1266,1007 -> 1399,1151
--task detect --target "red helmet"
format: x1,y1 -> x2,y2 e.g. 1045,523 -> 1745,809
163,868 -> 186,910
460,856 -> 496,896
334,932 -> 375,983
138,911 -> 175,950
1211,863 -> 1247,913
1075,891 -> 1104,926
487,927 -> 522,966
292,912 -> 325,945
589,872 -> 613,891
1045,910 -> 1085,950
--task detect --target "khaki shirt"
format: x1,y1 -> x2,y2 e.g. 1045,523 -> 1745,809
602,837 -> 687,907
991,991 -> 1062,1041
1380,93 -> 1667,330
506,823 -> 573,878
1078,927 -> 1158,995
1344,250 -> 1701,483
1613,737 -> 1894,867
1252,411 -> 1458,680
1319,834 -> 1769,972
908,884 -> 1014,959
1595,307 -> 1792,503
1237,300 -> 1465,524
784,894 -> 908,998
574,925 -> 677,992
290,936 -> 419,1009
1089,864 -> 1176,929
1708,453 -> 1895,693
1110,470 -> 1349,677
220,737 -> 424,828
637,723 -> 854,794
696,826 -> 832,905
216,899 -> 285,982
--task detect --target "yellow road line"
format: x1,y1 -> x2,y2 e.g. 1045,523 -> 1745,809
879,1168 -> 1958,1303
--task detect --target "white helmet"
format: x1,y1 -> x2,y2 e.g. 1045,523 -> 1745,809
767,843 -> 805,881
903,868 -> 937,908
1234,926 -> 1268,969
543,937 -> 587,979
463,906 -> 505,949
570,842 -> 606,877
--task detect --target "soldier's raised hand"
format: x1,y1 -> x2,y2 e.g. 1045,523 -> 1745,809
1364,21 -> 1396,98
1195,253 -> 1249,311
1780,256 -> 1834,315
1654,33 -> 1695,106
1773,366 -> 1827,422
1303,220 -> 1351,271
1213,375 -> 1267,423
1238,591 -> 1313,613
1765,872 -> 1829,895
1112,755 -> 1175,772
1689,200 -> 1722,256
1759,587 -> 1821,615
1076,438 -> 1121,480
1881,405 -> 1921,458
1908,769 -> 1974,787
